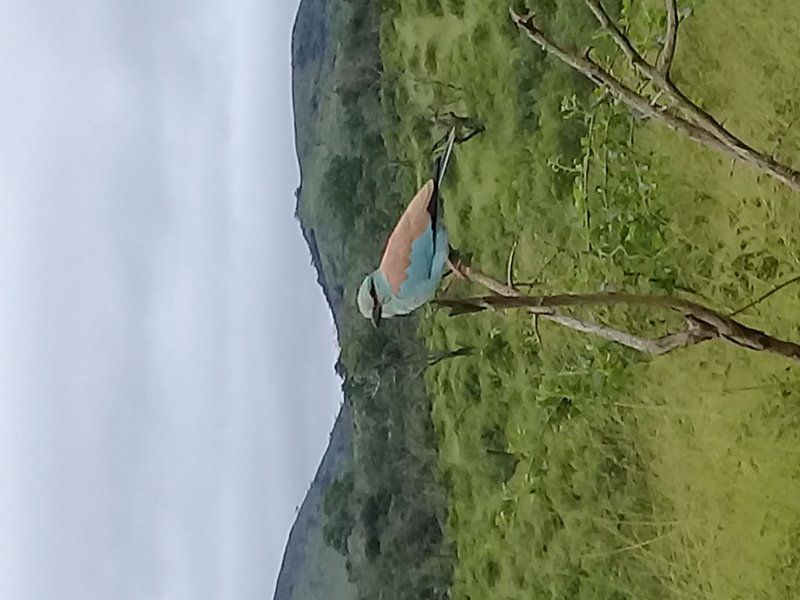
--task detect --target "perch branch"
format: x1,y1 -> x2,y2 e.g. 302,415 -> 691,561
510,8 -> 800,192
454,263 -> 713,355
438,293 -> 800,362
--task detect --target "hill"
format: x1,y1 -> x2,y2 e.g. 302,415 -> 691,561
272,1 -> 355,600
276,0 -> 455,598
272,404 -> 355,600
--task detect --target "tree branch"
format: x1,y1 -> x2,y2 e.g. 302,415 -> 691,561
544,312 -> 714,355
584,0 -> 646,69
510,8 -> 800,193
506,241 -> 518,287
438,293 -> 800,362
657,0 -> 679,76
583,0 -> 787,175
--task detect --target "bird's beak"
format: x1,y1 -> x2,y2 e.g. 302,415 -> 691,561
371,302 -> 382,328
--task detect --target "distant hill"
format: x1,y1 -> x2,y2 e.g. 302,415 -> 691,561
271,1 -> 356,600
276,0 -> 454,597
271,404 -> 355,600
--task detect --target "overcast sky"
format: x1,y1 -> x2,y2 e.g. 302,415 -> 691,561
0,1 -> 343,599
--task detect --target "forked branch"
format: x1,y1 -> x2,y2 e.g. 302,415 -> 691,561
452,263 -> 715,356
438,292 -> 800,362
510,5 -> 800,192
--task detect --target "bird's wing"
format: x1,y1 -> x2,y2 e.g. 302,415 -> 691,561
379,179 -> 435,294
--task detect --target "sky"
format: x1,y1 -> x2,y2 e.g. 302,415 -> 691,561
0,1 -> 344,599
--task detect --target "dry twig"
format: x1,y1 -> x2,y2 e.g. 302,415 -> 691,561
506,241 -> 518,287
728,274 -> 800,317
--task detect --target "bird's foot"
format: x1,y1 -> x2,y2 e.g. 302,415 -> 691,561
447,257 -> 468,280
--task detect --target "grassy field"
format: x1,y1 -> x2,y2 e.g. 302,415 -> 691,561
379,0 -> 800,598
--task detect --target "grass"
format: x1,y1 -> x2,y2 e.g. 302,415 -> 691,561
379,0 -> 800,597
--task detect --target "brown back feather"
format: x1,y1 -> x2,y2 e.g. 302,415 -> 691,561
379,179 -> 435,293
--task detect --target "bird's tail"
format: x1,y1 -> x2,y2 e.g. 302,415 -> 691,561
434,127 -> 457,189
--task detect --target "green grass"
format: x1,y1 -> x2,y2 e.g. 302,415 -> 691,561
379,0 -> 800,597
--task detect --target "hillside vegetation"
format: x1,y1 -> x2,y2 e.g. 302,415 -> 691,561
290,0 -> 456,598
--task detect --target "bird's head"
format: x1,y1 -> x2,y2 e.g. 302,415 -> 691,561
357,273 -> 383,328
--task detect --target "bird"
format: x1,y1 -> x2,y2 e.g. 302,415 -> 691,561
357,128 -> 459,327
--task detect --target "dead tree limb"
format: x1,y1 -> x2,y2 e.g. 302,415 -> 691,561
507,12 -> 747,165
453,263 -> 714,355
438,292 -> 800,362
582,0 -> 793,181
509,6 -> 800,192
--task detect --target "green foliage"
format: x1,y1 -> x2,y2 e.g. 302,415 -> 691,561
294,0 -> 456,598
323,471 -> 356,555
379,0 -> 800,598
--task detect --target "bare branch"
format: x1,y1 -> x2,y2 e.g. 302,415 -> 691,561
532,314 -> 543,347
583,2 -> 726,142
544,312 -> 714,355
510,8 -> 800,192
427,346 -> 474,368
438,293 -> 800,362
657,0 -> 679,75
584,0 -> 645,67
453,263 -> 713,356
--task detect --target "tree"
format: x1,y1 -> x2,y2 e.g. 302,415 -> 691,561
322,471 -> 356,556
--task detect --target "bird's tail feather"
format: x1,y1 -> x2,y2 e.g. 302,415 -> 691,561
435,127 -> 457,189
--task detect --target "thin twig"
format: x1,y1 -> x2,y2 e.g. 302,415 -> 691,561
506,241 -> 518,287
722,382 -> 794,394
582,112 -> 595,252
532,314 -> 543,347
729,274 -> 800,317
657,0 -> 679,76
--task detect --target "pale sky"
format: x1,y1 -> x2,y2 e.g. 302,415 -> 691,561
0,1 -> 343,599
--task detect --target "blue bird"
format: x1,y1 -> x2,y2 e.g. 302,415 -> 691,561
357,128 -> 458,327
